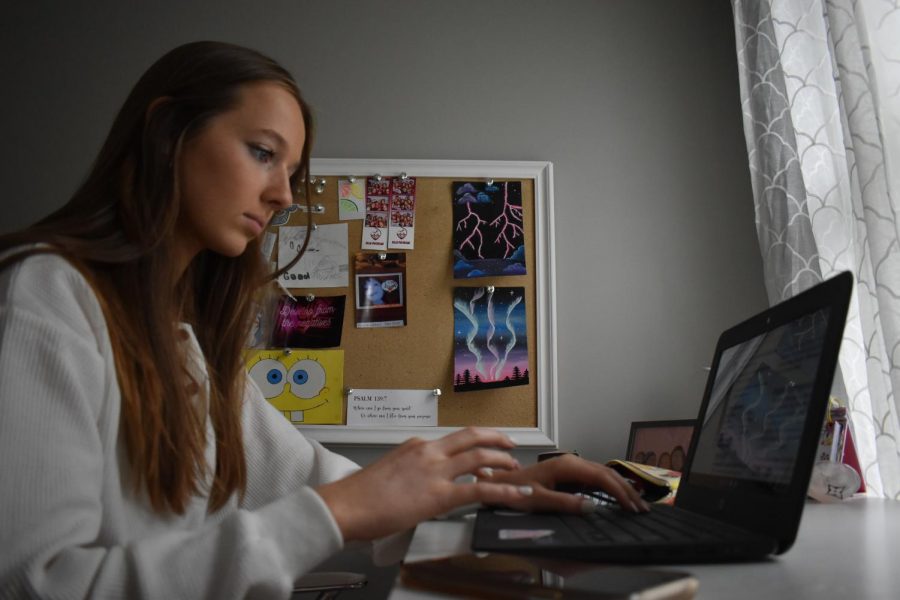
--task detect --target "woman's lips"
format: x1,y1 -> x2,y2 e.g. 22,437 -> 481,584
243,213 -> 265,235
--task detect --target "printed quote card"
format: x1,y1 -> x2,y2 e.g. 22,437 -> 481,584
346,389 -> 438,427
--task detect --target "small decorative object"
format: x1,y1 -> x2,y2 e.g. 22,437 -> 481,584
626,419 -> 696,471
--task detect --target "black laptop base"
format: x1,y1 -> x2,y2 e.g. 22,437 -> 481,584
473,505 -> 778,564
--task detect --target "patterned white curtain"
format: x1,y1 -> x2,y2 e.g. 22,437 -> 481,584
731,0 -> 900,499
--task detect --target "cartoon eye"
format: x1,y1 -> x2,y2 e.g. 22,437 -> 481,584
287,359 -> 326,399
248,359 -> 287,399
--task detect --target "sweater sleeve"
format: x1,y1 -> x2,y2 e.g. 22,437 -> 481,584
0,255 -> 344,599
239,379 -> 414,566
240,377 -> 361,508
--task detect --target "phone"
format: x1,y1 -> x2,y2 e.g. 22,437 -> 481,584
400,553 -> 698,599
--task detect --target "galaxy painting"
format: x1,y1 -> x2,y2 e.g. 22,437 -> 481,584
453,286 -> 529,392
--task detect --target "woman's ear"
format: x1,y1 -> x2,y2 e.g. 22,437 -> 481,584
145,96 -> 172,123
143,97 -> 176,168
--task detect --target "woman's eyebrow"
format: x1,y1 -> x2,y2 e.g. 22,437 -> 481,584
257,128 -> 288,149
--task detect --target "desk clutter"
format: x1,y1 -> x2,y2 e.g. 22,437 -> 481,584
808,398 -> 866,502
606,460 -> 682,504
593,397 -> 869,508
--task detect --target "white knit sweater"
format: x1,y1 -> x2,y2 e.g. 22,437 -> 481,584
0,252 -> 372,599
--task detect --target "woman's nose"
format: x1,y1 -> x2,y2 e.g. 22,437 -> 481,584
266,172 -> 294,209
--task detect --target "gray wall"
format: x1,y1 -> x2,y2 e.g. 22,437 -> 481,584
0,1 -> 766,465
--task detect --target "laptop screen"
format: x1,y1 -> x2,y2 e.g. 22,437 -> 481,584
688,308 -> 831,486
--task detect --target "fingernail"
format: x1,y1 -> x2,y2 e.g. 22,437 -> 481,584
630,502 -> 640,513
580,499 -> 595,514
478,467 -> 494,478
641,500 -> 651,512
517,485 -> 533,496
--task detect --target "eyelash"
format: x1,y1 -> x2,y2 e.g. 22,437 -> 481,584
248,144 -> 275,164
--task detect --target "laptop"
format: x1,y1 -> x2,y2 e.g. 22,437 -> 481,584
473,271 -> 853,563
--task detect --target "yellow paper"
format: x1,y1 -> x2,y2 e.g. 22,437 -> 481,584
245,348 -> 344,425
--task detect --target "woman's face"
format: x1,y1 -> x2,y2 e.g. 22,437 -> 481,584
174,81 -> 305,271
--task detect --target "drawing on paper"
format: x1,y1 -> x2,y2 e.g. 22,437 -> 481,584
245,349 -> 344,425
277,223 -> 350,287
338,178 -> 366,220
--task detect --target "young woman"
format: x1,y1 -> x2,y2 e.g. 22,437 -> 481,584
0,41 -> 647,599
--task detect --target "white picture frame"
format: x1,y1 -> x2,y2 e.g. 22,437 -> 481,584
297,159 -> 558,448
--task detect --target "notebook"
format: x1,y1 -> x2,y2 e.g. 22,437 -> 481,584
473,271 -> 853,563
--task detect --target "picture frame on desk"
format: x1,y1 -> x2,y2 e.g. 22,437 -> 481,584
626,419 -> 696,471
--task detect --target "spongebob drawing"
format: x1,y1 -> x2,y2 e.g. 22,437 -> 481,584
245,349 -> 344,424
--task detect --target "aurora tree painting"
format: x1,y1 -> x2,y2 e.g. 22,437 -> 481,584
453,286 -> 529,392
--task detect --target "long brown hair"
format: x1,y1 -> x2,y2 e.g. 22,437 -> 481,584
0,41 -> 315,514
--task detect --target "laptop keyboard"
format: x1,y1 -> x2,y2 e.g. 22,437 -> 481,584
565,505 -> 746,544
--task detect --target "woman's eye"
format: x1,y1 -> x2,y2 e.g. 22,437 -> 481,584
248,144 -> 274,164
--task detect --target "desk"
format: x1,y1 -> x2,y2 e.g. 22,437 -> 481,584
389,498 -> 900,599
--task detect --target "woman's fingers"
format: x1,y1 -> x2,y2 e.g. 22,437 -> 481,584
448,480 -> 537,509
592,472 -> 647,512
498,483 -> 598,514
392,429 -> 520,479
433,426 -> 516,455
557,460 -> 646,511
464,479 -> 631,516
452,480 -> 600,516
447,447 -> 520,479
592,469 -> 648,512
485,455 -> 650,513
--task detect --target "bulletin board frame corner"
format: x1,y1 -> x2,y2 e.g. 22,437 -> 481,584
293,159 -> 559,448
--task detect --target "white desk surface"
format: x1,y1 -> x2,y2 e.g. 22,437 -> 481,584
389,497 -> 900,599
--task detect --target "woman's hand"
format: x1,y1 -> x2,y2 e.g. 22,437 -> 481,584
476,453 -> 651,515
316,427 -> 531,542
316,428 -> 649,543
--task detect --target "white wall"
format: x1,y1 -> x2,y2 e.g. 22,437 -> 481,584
0,0 -> 767,467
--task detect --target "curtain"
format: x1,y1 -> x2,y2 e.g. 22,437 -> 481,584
731,0 -> 900,499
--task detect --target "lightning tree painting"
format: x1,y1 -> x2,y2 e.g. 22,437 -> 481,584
452,181 -> 526,279
453,286 -> 529,392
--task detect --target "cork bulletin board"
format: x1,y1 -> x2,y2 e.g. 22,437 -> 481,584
274,159 -> 558,447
